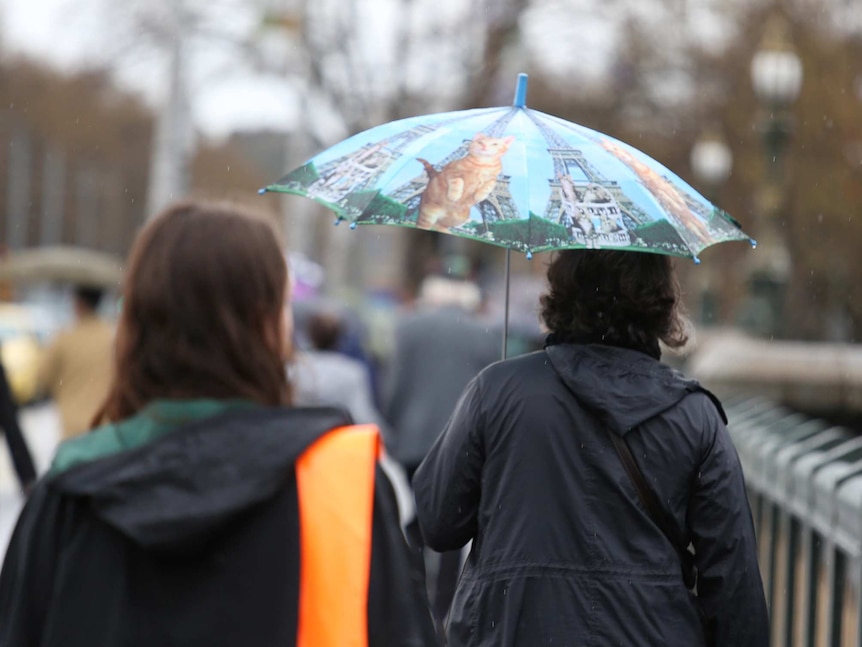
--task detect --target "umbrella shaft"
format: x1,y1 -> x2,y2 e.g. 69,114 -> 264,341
502,249 -> 511,360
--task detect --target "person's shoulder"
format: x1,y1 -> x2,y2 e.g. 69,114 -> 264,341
663,364 -> 727,420
668,388 -> 727,437
50,422 -> 124,476
478,350 -> 548,382
83,318 -> 115,338
47,326 -> 75,348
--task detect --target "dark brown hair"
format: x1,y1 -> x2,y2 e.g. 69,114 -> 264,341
74,285 -> 104,311
307,311 -> 344,351
540,250 -> 688,350
97,201 -> 290,424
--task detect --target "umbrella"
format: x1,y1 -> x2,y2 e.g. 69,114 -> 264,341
262,74 -> 753,357
0,246 -> 124,289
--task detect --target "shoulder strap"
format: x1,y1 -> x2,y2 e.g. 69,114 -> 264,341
605,429 -> 697,589
295,424 -> 381,647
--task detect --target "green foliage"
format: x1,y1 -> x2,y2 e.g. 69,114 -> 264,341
527,215 -> 570,248
283,163 -> 319,187
487,215 -> 569,248
632,219 -> 681,245
355,192 -> 409,222
630,220 -> 691,255
341,189 -> 377,214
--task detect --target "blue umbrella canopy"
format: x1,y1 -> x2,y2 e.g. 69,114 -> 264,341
263,74 -> 753,262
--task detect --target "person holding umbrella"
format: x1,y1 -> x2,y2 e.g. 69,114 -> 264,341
413,250 -> 768,646
0,201 -> 437,647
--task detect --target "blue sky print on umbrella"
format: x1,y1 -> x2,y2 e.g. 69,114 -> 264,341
266,102 -> 751,259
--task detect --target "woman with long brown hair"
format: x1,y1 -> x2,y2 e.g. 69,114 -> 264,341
0,201 -> 437,647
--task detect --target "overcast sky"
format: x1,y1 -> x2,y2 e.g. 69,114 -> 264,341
0,0 -> 739,139
0,0 -> 300,137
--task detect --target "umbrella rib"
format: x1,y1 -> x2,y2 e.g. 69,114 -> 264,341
519,111 -> 535,255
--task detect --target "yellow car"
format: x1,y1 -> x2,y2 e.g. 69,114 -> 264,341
0,304 -> 46,405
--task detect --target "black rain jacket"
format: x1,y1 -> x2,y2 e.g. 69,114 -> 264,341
0,407 -> 437,647
414,342 -> 768,647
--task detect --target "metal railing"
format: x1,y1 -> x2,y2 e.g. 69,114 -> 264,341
725,396 -> 862,647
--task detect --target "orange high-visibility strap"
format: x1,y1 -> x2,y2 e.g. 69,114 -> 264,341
295,425 -> 381,647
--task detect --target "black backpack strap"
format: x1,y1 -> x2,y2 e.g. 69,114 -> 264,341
605,429 -> 698,590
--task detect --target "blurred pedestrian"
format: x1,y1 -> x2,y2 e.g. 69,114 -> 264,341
0,201 -> 437,647
292,309 -> 391,440
383,271 -> 498,627
0,358 -> 36,494
414,250 -> 768,646
384,274 -> 498,480
38,284 -> 114,439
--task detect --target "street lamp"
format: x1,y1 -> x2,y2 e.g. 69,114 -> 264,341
691,130 -> 733,196
690,130 -> 733,325
741,12 -> 802,338
750,20 -> 803,109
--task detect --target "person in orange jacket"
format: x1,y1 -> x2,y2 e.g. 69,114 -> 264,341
0,201 -> 437,647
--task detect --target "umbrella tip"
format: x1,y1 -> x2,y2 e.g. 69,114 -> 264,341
526,250 -> 533,260
749,238 -> 758,249
334,218 -> 342,226
693,256 -> 701,265
513,73 -> 528,108
258,187 -> 267,195
349,222 -> 357,230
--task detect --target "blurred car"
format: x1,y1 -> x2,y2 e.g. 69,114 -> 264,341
0,304 -> 49,405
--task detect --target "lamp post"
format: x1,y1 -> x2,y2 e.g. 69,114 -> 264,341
742,12 -> 802,337
690,129 -> 733,324
691,130 -> 733,196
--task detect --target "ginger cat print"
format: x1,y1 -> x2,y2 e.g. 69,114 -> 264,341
416,133 -> 515,232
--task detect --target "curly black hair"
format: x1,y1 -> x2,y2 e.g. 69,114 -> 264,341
539,250 -> 688,350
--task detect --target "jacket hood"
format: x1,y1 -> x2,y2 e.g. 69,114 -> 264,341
50,407 -> 351,553
545,342 -> 725,436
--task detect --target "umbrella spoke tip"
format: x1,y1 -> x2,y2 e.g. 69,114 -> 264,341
693,256 -> 701,265
350,222 -> 358,230
526,251 -> 533,260
749,238 -> 758,249
257,188 -> 268,195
